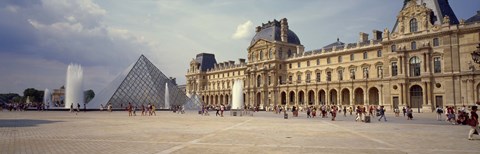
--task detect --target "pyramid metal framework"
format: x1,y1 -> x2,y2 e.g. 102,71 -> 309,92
88,55 -> 202,109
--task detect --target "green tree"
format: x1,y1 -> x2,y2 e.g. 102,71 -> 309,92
23,88 -> 44,103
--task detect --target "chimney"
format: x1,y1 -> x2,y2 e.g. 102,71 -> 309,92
229,61 -> 235,66
280,18 -> 288,42
255,26 -> 261,33
372,30 -> 383,40
359,32 -> 369,42
239,58 -> 246,64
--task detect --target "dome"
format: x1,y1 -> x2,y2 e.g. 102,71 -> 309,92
250,21 -> 301,46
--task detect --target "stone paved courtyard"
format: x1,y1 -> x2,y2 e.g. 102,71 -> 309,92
0,110 -> 479,154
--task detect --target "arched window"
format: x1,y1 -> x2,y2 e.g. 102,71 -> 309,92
391,44 -> 397,52
433,38 -> 440,47
409,56 -> 421,77
259,50 -> 263,60
434,57 -> 442,73
377,50 -> 382,57
268,49 -> 273,59
410,18 -> 418,33
411,41 -> 417,50
257,75 -> 262,87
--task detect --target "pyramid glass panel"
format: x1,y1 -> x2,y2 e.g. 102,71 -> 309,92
88,55 -> 202,110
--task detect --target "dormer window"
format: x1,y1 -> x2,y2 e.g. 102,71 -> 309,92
410,18 -> 418,33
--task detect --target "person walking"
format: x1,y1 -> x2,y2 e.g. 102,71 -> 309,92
133,105 -> 137,116
468,106 -> 479,140
435,105 -> 443,121
128,103 -> 133,116
378,106 -> 387,122
151,104 -> 156,116
307,107 -> 311,118
331,106 -> 337,121
141,104 -> 145,116
402,107 -> 406,117
215,105 -> 220,116
147,103 -> 152,116
220,104 -> 225,117
355,106 -> 362,122
343,106 -> 347,117
70,104 -> 73,113
349,106 -> 353,116
406,106 -> 413,120
76,103 -> 80,115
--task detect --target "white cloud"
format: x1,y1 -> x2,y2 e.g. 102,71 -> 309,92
232,20 -> 253,40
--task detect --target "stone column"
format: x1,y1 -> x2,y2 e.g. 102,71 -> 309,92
400,83 -> 404,106
350,88 -> 354,106
399,56 -> 403,74
364,87 -> 368,106
326,89 -> 330,105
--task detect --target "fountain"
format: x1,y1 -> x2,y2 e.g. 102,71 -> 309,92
231,79 -> 245,116
165,82 -> 170,109
43,88 -> 51,107
65,64 -> 84,109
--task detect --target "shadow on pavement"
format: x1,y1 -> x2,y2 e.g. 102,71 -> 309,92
0,119 -> 63,127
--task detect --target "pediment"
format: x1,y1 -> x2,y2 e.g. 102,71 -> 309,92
248,39 -> 273,50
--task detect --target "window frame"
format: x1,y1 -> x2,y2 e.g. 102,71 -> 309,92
410,18 -> 418,33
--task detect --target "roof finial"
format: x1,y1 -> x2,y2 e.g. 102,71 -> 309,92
337,38 -> 340,42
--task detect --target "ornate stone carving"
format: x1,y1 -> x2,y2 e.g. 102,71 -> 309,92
443,15 -> 450,24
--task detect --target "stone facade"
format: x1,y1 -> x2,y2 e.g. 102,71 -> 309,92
186,0 -> 480,112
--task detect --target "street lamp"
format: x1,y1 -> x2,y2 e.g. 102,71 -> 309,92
471,44 -> 480,64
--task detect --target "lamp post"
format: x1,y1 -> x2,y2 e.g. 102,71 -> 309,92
471,44 -> 480,64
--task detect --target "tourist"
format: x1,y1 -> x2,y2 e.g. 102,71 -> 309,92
292,106 -> 297,117
343,106 -> 347,117
402,107 -> 406,117
369,106 -> 374,116
147,103 -> 152,116
355,106 -> 361,122
220,104 -> 225,117
406,106 -> 413,120
331,106 -> 337,121
446,106 -> 456,124
349,106 -> 353,115
435,105 -> 443,121
307,107 -> 311,118
378,106 -> 387,122
141,104 -> 145,116
215,105 -> 220,116
312,107 -> 317,118
394,107 -> 400,117
70,104 -> 73,112
468,106 -> 479,140
127,103 -> 132,116
76,103 -> 80,115
133,105 -> 137,116
151,104 -> 156,116
108,103 -> 112,112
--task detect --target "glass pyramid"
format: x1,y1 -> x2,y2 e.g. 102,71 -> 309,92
87,55 -> 202,109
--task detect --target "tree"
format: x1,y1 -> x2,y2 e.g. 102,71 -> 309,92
23,88 -> 44,103
84,90 -> 95,103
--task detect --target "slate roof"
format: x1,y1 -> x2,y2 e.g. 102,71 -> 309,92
322,39 -> 345,49
466,11 -> 480,23
195,53 -> 217,71
250,23 -> 301,46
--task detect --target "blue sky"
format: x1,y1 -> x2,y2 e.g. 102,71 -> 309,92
0,0 -> 479,94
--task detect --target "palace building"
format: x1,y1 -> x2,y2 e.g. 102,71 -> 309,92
186,0 -> 480,111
